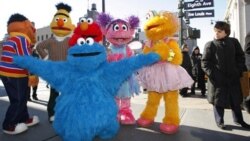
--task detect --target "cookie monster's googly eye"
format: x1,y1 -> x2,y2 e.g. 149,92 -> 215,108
113,24 -> 119,31
79,17 -> 87,23
87,18 -> 93,24
77,38 -> 86,46
85,37 -> 94,45
63,18 -> 68,23
122,24 -> 128,31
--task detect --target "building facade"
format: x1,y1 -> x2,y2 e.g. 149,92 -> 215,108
225,0 -> 250,48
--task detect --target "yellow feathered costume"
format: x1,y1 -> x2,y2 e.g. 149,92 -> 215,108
137,11 -> 193,134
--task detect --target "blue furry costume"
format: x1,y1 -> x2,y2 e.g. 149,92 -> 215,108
13,38 -> 160,141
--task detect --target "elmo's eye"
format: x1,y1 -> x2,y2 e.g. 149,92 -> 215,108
87,18 -> 93,24
79,17 -> 87,23
113,24 -> 119,31
77,38 -> 86,46
85,37 -> 94,45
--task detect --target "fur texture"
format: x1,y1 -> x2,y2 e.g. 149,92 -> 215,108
69,17 -> 103,46
97,13 -> 139,46
137,11 -> 193,134
97,13 -> 140,124
13,38 -> 160,141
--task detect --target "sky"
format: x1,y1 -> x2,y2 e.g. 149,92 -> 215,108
0,0 -> 227,52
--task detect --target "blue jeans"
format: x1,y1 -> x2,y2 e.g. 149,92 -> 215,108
1,76 -> 29,129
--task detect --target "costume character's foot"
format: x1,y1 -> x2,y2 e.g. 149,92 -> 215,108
25,115 -> 39,127
3,123 -> 28,135
119,109 -> 135,125
159,123 -> 179,134
137,118 -> 154,127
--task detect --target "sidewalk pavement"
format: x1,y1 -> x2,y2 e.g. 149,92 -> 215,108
0,79 -> 249,141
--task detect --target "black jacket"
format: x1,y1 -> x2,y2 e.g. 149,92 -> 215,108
202,37 -> 247,107
181,51 -> 193,77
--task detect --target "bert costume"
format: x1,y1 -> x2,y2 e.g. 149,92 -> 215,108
36,2 -> 75,122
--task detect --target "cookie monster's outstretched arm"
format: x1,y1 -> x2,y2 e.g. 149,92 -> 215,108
104,52 -> 159,95
13,55 -> 65,88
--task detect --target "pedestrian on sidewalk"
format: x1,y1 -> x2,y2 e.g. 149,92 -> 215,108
0,13 -> 39,135
202,21 -> 250,130
27,41 -> 40,101
190,46 -> 206,96
180,44 -> 193,97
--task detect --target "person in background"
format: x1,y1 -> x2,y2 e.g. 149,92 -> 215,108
180,44 -> 193,97
27,48 -> 40,101
244,33 -> 250,70
191,46 -> 206,96
202,21 -> 250,130
0,13 -> 39,135
36,2 -> 75,123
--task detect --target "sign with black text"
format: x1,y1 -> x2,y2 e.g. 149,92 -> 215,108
186,9 -> 214,18
184,0 -> 214,10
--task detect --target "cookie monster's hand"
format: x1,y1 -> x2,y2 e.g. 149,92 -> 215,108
152,40 -> 170,61
13,55 -> 32,68
107,54 -> 124,62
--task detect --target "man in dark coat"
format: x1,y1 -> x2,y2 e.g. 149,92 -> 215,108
202,21 -> 250,130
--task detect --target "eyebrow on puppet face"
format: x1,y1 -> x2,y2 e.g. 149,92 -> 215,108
54,13 -> 69,18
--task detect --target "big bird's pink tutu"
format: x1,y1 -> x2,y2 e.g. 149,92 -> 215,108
138,62 -> 194,93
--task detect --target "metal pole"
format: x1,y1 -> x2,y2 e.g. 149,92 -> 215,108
102,0 -> 105,12
178,0 -> 184,47
102,0 -> 107,47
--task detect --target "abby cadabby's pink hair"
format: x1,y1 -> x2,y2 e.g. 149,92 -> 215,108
97,13 -> 139,30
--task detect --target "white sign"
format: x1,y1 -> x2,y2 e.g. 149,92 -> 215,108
184,0 -> 214,10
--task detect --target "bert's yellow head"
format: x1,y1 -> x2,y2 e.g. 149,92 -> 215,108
144,10 -> 179,41
50,3 -> 75,37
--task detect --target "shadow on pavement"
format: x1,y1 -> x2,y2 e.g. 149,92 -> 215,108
0,99 -> 58,141
29,100 -> 48,106
94,123 -> 249,141
0,98 -> 249,141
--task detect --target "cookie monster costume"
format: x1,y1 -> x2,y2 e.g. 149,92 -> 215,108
13,37 -> 160,141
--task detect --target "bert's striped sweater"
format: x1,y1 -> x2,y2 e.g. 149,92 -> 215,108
0,33 -> 31,78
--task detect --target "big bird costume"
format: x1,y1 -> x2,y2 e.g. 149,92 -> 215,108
137,10 -> 194,134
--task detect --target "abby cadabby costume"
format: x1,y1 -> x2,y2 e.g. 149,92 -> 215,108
97,13 -> 140,125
